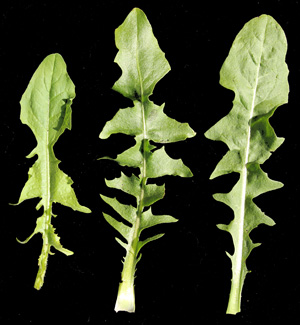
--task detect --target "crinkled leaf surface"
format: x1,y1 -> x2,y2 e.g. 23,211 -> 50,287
205,15 -> 288,314
99,8 -> 195,312
16,53 -> 91,289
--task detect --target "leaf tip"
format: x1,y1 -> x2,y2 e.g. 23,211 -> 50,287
217,223 -> 228,232
225,251 -> 233,260
99,130 -> 109,140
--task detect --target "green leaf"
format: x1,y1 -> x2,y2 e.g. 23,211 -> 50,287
145,102 -> 196,143
105,172 -> 141,199
99,102 -> 143,139
137,233 -> 165,255
143,183 -> 165,206
107,135 -> 144,168
112,8 -> 171,100
140,207 -> 177,231
205,15 -> 288,314
103,213 -> 132,241
100,194 -> 136,224
146,146 -> 193,178
100,100 -> 195,143
99,8 -> 195,313
15,53 -> 91,290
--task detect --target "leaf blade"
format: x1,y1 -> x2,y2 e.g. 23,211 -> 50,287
100,8 -> 195,312
112,8 -> 171,100
205,15 -> 289,314
18,53 -> 91,213
16,53 -> 90,289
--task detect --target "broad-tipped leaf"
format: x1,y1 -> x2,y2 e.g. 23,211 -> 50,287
16,53 -> 90,289
112,8 -> 170,100
205,15 -> 288,314
18,54 -> 90,213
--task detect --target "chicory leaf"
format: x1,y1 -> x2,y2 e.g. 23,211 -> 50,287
99,8 -> 196,313
205,15 -> 288,314
15,53 -> 91,290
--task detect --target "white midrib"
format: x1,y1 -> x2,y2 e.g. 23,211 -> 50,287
130,22 -> 146,247
44,56 -> 56,234
234,28 -> 266,282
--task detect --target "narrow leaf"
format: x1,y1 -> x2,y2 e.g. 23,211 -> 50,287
99,8 -> 195,313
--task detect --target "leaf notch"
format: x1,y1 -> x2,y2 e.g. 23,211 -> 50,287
99,8 -> 196,313
15,53 -> 91,290
205,15 -> 288,314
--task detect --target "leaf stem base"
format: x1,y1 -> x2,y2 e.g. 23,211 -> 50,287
115,281 -> 135,313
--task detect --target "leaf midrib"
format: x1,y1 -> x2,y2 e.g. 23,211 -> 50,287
128,13 -> 147,251
44,54 -> 57,229
236,19 -> 268,279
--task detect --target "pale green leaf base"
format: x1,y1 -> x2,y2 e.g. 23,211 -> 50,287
16,53 -> 90,289
205,14 -> 288,314
115,281 -> 135,313
100,7 -> 195,313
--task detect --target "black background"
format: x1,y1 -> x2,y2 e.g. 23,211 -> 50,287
1,0 -> 299,324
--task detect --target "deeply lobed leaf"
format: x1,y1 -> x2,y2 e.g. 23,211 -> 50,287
99,8 -> 195,312
100,101 -> 195,143
16,53 -> 91,289
18,54 -> 90,213
100,8 -> 195,251
205,15 -> 288,314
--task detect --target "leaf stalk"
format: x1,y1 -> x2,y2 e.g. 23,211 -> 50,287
115,99 -> 147,312
102,8 -> 195,313
226,277 -> 242,314
115,236 -> 139,312
34,208 -> 52,290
